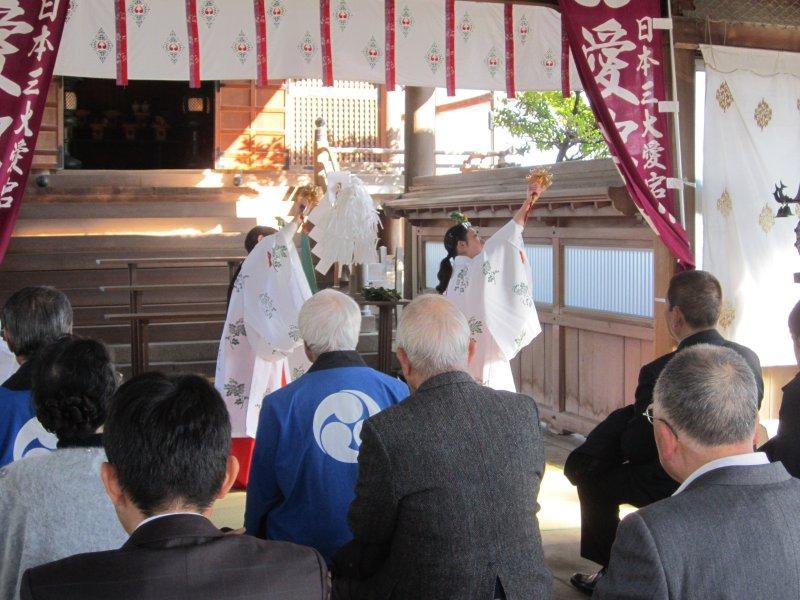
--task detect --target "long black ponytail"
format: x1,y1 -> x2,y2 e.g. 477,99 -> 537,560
435,224 -> 469,294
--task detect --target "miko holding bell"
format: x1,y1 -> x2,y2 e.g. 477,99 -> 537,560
435,169 -> 552,391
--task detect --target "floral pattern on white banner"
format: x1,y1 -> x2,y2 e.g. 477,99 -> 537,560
328,0 -> 383,83
514,4 -> 582,92
126,0 -> 188,80
52,0 -> 579,93
394,0 -> 446,88
55,0 -> 115,78
198,1 -> 256,79
701,44 -> 800,366
269,0 -> 321,80
453,2 -> 503,91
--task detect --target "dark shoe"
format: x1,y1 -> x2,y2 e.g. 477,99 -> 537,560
570,569 -> 606,596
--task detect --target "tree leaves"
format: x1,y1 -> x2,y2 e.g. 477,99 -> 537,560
493,91 -> 610,162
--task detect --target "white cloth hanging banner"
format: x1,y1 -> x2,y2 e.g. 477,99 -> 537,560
701,45 -> 800,366
513,4 -> 580,93
53,0 -> 579,94
55,0 -> 116,79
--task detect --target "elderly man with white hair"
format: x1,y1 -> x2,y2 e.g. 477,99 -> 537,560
332,294 -> 551,600
244,289 -> 408,565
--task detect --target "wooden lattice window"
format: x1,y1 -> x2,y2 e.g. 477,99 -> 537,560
287,79 -> 379,168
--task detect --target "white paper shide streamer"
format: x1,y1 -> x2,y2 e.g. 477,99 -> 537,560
308,171 -> 380,275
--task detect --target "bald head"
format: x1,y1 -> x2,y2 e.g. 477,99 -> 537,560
396,294 -> 471,383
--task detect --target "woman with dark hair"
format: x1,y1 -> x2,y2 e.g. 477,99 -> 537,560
761,299 -> 800,477
227,225 -> 278,306
0,337 -> 126,600
435,223 -> 481,294
435,181 -> 545,391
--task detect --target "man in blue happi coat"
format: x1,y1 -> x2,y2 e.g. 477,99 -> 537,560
0,287 -> 73,467
245,289 -> 408,564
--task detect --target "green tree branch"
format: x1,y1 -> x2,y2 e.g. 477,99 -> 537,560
493,91 -> 610,163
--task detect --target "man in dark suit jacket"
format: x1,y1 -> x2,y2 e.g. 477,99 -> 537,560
20,373 -> 328,600
595,345 -> 800,599
566,270 -> 763,594
332,294 -> 551,600
761,299 -> 800,477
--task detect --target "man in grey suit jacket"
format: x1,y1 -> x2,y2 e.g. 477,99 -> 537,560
333,294 -> 551,600
595,344 -> 800,599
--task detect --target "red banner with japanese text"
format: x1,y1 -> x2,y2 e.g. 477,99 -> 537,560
0,1 -> 69,262
559,0 -> 694,267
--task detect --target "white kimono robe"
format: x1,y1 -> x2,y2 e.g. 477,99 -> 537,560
445,220 -> 541,392
215,222 -> 312,439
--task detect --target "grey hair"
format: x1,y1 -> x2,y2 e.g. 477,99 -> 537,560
653,344 -> 758,447
2,286 -> 73,358
298,289 -> 361,356
396,294 -> 470,379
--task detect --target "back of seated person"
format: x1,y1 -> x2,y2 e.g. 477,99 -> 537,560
565,270 -> 764,594
245,289 -> 408,564
761,299 -> 800,477
20,372 -> 329,600
595,345 -> 800,599
0,287 -> 73,467
0,336 -> 126,600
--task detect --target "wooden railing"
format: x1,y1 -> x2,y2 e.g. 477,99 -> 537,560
312,117 -> 512,176
96,256 -> 242,375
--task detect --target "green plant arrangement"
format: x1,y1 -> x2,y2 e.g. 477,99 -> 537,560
362,286 -> 401,301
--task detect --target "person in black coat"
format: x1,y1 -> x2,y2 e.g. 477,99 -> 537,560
20,373 -> 328,600
566,270 -> 763,595
761,299 -> 800,478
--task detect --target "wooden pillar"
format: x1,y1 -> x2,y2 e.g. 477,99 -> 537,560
653,236 -> 677,358
674,48 -> 697,250
379,213 -> 403,254
404,86 -> 436,192
313,117 -> 330,191
402,87 -> 436,298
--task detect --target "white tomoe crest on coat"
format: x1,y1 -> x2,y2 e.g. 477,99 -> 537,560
312,390 -> 381,463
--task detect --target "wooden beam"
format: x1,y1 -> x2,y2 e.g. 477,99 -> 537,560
436,93 -> 493,115
653,236 -> 677,359
674,47 -> 696,250
473,0 -> 559,8
674,16 -> 800,54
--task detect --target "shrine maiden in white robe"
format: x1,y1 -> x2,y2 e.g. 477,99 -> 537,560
215,222 -> 312,439
446,220 -> 541,392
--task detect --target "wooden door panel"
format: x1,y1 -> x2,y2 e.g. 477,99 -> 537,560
215,80 -> 285,171
520,324 -> 554,411
32,78 -> 63,169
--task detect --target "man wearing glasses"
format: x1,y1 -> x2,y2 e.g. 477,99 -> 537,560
566,270 -> 763,595
595,345 -> 799,599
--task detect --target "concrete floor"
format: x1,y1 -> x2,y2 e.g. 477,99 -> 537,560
211,431 -> 599,600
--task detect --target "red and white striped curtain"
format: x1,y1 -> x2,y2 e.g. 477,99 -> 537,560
54,0 -> 581,94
